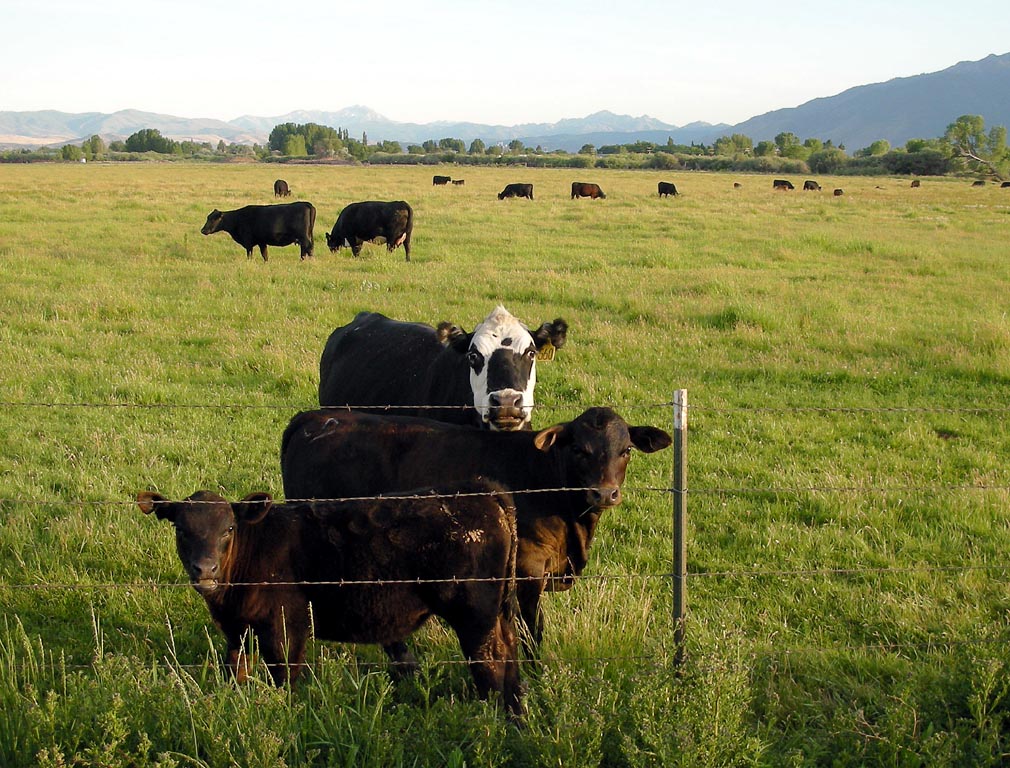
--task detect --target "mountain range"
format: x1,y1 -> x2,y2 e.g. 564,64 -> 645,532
2,52 -> 1008,152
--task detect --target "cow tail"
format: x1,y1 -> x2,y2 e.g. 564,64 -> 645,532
404,205 -> 413,255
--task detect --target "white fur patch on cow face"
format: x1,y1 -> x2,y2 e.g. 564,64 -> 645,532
467,306 -> 538,430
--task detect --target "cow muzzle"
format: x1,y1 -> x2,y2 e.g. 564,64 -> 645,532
589,486 -> 622,508
485,390 -> 528,431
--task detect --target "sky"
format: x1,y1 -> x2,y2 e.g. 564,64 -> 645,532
4,0 -> 1010,128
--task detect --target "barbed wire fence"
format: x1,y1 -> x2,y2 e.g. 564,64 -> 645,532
2,391 -> 1010,678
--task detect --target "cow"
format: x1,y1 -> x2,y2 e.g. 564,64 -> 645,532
451,179 -> 465,185
911,179 -> 921,188
733,182 -> 742,189
273,179 -> 290,197
772,179 -> 795,191
137,478 -> 523,716
318,306 -> 568,431
972,180 -> 987,187
498,183 -> 534,200
201,202 -> 315,261
1002,181 -> 1010,188
833,188 -> 844,196
658,181 -> 679,197
280,406 -> 672,663
325,201 -> 413,262
432,175 -> 451,185
571,182 -> 606,199
803,180 -> 822,191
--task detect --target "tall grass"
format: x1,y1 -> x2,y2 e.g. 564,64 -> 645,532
1,163 -> 1010,765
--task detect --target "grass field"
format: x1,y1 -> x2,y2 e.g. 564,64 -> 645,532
1,162 -> 1010,766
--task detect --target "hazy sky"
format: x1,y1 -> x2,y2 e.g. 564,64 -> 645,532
4,0 -> 1009,127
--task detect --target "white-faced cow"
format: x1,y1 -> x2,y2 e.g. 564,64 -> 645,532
325,201 -> 413,262
201,202 -> 315,261
571,182 -> 606,199
138,479 -> 523,716
317,306 -> 568,431
280,406 -> 673,662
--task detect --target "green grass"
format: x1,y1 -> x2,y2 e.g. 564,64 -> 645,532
2,162 -> 1010,765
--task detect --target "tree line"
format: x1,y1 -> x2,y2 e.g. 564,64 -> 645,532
2,115 -> 1006,179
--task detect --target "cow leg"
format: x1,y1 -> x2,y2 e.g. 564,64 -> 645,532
383,641 -> 419,679
260,619 -> 308,685
351,240 -> 363,257
453,617 -> 524,719
245,247 -> 254,259
258,244 -> 268,262
515,577 -> 545,663
225,641 -> 255,683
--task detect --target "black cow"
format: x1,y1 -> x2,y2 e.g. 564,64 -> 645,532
833,188 -> 844,196
571,182 -> 606,199
433,175 -> 451,185
201,202 -> 315,261
498,183 -> 534,200
772,179 -> 795,191
733,182 -> 742,189
325,201 -> 413,262
1002,181 -> 1010,188
273,179 -> 290,197
803,180 -> 822,191
658,181 -> 679,197
318,306 -> 568,431
972,180 -> 987,187
452,179 -> 465,185
138,479 -> 523,716
911,180 -> 921,188
281,407 -> 672,660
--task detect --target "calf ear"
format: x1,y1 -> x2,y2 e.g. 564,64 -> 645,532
436,322 -> 471,353
234,492 -> 273,525
532,318 -> 568,350
137,491 -> 174,521
533,424 -> 566,452
629,426 -> 673,454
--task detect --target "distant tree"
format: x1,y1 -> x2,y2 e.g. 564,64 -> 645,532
81,134 -> 105,159
944,114 -> 1009,178
468,138 -> 486,155
376,140 -> 401,154
803,137 -> 823,153
754,140 -> 776,157
422,139 -> 438,153
774,132 -> 800,153
125,128 -> 175,154
807,147 -> 849,174
578,143 -> 595,155
361,131 -> 368,146
856,139 -> 890,157
61,144 -> 83,161
408,144 -> 425,155
438,137 -> 465,153
109,140 -> 127,152
283,135 -> 307,156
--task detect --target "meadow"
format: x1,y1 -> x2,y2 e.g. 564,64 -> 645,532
1,161 -> 1009,766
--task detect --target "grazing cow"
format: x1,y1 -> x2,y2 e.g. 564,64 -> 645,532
325,201 -> 413,262
318,306 -> 568,431
911,179 -> 921,188
138,479 -> 523,716
658,181 -> 679,197
281,406 -> 672,660
733,182 -> 742,189
972,180 -> 987,187
833,188 -> 844,196
803,180 -> 822,191
772,179 -> 795,191
432,175 -> 451,185
273,179 -> 290,197
451,179 -> 465,185
201,202 -> 315,261
571,182 -> 606,199
498,183 -> 534,200
1002,181 -> 1010,188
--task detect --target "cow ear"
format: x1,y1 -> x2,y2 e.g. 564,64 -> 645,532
629,426 -> 673,454
532,318 -> 568,350
235,492 -> 273,525
533,424 -> 567,452
137,491 -> 174,521
437,322 -> 472,353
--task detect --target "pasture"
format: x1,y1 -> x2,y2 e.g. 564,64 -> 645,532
1,162 -> 1010,766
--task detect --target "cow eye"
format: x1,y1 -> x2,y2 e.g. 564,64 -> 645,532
466,350 -> 481,367
621,446 -> 633,458
526,348 -> 536,359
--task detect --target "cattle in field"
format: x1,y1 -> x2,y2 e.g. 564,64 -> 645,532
137,478 -> 523,716
911,179 -> 921,188
201,202 -> 315,261
433,175 -> 451,185
772,179 -> 795,191
571,182 -> 606,199
658,181 -> 679,197
498,183 -> 534,200
733,182 -> 742,189
318,306 -> 568,431
972,180 -> 987,187
281,406 -> 672,660
1002,181 -> 1010,188
833,188 -> 844,196
325,201 -> 413,261
451,179 -> 465,185
803,180 -> 822,191
273,179 -> 290,197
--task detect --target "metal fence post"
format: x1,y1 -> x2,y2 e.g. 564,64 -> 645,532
673,389 -> 687,666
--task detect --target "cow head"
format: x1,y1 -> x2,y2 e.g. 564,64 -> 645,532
441,306 -> 568,431
137,490 -> 273,595
532,407 -> 671,510
325,228 -> 346,252
201,210 -> 224,235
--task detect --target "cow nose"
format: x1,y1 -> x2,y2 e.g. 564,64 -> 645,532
489,392 -> 523,409
591,487 -> 621,506
193,560 -> 218,579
